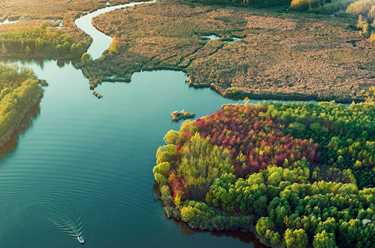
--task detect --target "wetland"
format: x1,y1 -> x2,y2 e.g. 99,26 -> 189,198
0,0 -> 375,247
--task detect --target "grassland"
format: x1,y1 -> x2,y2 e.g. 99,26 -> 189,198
80,0 -> 375,102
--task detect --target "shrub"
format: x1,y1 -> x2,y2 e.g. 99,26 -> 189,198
368,5 -> 375,18
347,0 -> 375,16
81,53 -> 93,63
291,0 -> 321,10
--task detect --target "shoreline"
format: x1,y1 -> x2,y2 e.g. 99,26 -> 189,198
0,91 -> 43,147
195,81 -> 362,104
85,0 -> 374,104
2,0 -> 368,104
0,53 -> 83,61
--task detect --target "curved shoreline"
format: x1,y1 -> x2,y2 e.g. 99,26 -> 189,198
85,0 -> 373,104
197,82 -> 361,104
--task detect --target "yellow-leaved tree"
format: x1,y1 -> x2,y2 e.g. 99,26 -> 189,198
108,37 -> 119,53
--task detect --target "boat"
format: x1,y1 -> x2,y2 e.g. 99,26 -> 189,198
77,235 -> 84,245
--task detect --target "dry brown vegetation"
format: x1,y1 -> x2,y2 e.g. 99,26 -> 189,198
6,0 -> 375,102
80,0 -> 375,102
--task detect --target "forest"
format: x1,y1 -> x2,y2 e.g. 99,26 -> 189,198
154,89 -> 375,248
0,63 -> 44,142
0,23 -> 83,57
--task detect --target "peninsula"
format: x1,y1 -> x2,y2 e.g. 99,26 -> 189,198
82,0 -> 375,103
0,63 -> 44,146
154,92 -> 375,247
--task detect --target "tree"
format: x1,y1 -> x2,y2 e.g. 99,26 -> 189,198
108,37 -> 119,53
40,23 -> 49,29
56,45 -> 64,55
164,130 -> 179,144
285,228 -> 308,248
76,43 -> 83,53
24,45 -> 31,54
35,39 -> 44,53
63,41 -> 71,52
268,172 -> 282,186
313,231 -> 337,248
81,53 -> 93,63
153,162 -> 170,176
256,217 -> 275,236
180,205 -> 201,222
70,43 -> 79,54
2,43 -> 6,54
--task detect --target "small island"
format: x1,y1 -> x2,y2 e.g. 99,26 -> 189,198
92,90 -> 103,99
171,110 -> 195,122
0,63 -> 44,146
154,91 -> 375,248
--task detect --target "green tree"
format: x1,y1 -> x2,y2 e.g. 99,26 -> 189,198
156,144 -> 176,164
1,43 -> 6,54
35,39 -> 44,53
153,162 -> 170,176
285,228 -> 308,248
76,43 -> 83,53
313,231 -> 337,248
181,205 -> 201,222
24,45 -> 31,54
70,43 -> 79,54
56,45 -> 64,55
81,53 -> 92,63
256,217 -> 275,236
63,41 -> 71,52
268,171 -> 282,186
39,23 -> 49,29
163,130 -> 179,145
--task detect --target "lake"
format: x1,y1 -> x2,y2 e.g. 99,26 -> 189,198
0,2 -> 301,247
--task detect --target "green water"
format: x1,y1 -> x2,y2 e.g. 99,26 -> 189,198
0,58 -> 273,247
0,2 -> 293,247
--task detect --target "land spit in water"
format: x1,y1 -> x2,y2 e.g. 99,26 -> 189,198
0,93 -> 43,147
78,0 -> 375,103
0,63 -> 44,146
171,110 -> 195,122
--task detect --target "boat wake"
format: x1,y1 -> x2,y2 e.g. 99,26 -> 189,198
34,199 -> 85,240
47,210 -> 84,238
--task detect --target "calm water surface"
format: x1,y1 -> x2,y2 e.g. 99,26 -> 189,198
0,59 -> 268,247
0,2 -> 280,247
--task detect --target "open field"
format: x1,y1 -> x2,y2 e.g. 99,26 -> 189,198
81,0 -> 375,102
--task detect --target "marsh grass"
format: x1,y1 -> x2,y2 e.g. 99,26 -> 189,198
82,0 -> 375,102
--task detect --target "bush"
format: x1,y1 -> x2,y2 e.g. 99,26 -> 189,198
81,53 -> 93,63
347,0 -> 375,16
291,0 -> 321,10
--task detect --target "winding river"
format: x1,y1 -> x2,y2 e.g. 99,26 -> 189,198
0,2 -> 309,247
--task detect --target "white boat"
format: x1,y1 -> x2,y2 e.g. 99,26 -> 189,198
77,235 -> 84,244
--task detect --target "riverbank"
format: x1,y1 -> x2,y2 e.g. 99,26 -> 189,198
0,93 -> 43,147
81,0 -> 375,103
0,0 -> 145,58
0,53 -> 82,61
0,63 -> 45,147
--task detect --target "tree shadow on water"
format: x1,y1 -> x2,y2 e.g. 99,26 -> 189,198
171,219 -> 267,247
0,102 -> 41,159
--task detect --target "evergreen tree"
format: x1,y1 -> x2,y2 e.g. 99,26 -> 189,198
24,45 -> 31,54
